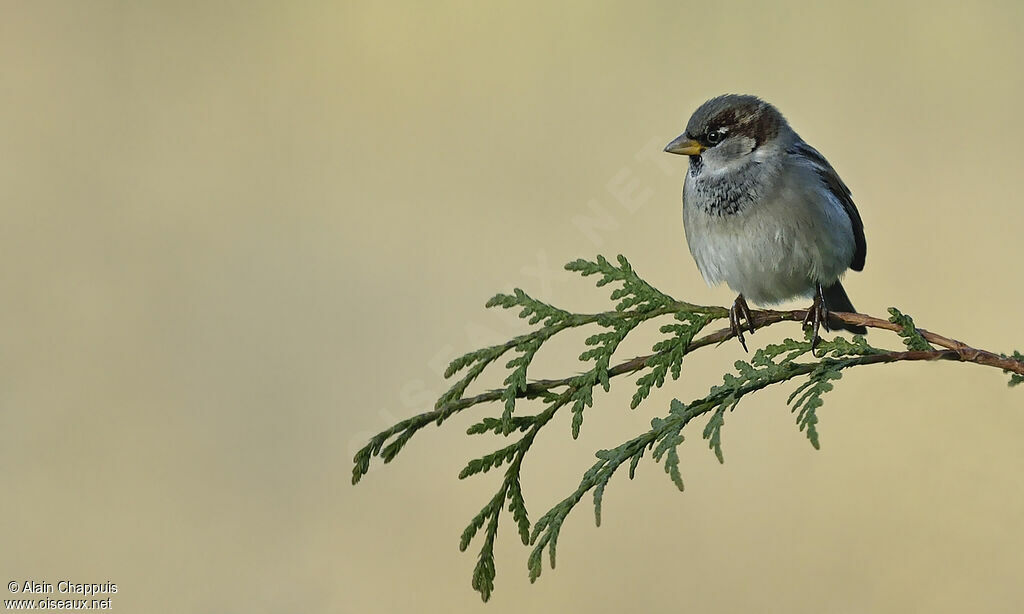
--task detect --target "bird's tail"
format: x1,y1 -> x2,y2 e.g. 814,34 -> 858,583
822,281 -> 867,334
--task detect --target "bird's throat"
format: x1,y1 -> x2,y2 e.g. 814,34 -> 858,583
688,156 -> 703,177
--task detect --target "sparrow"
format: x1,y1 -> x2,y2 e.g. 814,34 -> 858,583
664,94 -> 867,350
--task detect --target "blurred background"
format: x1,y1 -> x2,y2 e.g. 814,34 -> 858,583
2,2 -> 1024,612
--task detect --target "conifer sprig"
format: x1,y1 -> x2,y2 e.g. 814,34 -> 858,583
351,254 -> 1024,602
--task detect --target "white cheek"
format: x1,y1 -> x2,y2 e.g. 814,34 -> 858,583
701,136 -> 757,176
751,145 -> 773,163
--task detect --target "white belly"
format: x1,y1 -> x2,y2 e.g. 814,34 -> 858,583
683,177 -> 854,305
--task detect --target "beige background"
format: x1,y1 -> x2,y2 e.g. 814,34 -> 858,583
3,2 -> 1024,612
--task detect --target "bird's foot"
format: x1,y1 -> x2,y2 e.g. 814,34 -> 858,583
729,294 -> 755,352
802,284 -> 831,352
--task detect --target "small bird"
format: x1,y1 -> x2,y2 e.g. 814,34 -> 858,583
664,94 -> 867,350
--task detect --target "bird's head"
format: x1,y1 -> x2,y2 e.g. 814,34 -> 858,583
664,94 -> 788,169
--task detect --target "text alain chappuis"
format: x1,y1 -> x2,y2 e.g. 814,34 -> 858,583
7,580 -> 116,609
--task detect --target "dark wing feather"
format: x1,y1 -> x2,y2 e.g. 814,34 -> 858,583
789,141 -> 866,271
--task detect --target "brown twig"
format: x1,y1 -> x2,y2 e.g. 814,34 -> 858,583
445,307 -> 1021,420
525,308 -> 1024,393
352,306 -> 1022,484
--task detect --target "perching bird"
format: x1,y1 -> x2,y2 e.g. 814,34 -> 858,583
664,94 -> 867,350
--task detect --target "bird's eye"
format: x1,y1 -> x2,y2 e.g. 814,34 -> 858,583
706,129 -> 724,145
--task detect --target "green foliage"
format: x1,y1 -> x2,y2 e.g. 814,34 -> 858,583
702,407 -> 726,463
653,430 -> 686,491
466,415 -> 535,436
351,254 -> 1022,602
565,254 -> 677,312
787,365 -> 839,449
888,307 -> 934,351
569,319 -> 638,438
632,313 -> 713,409
1007,351 -> 1024,387
486,287 -> 570,325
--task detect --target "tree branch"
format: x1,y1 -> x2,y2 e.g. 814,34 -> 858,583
350,254 -> 1023,602
497,306 -> 1023,405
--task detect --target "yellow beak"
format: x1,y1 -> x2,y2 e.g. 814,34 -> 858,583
664,134 -> 705,156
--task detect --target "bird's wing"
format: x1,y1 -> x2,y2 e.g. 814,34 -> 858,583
789,141 -> 866,271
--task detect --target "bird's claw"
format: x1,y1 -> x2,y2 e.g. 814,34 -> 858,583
802,285 -> 831,352
729,294 -> 755,352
